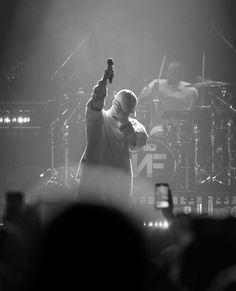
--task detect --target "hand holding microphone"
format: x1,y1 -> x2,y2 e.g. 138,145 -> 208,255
101,58 -> 114,84
120,121 -> 136,146
119,121 -> 135,137
94,58 -> 114,100
107,58 -> 114,83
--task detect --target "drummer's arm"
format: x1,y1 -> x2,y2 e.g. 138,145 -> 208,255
139,79 -> 158,100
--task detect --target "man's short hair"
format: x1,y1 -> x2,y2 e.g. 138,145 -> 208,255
114,89 -> 137,114
167,61 -> 184,74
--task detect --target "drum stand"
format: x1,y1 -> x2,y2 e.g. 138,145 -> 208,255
212,96 -> 236,185
60,102 -> 82,187
40,101 -> 81,188
194,99 -> 236,186
182,126 -> 194,191
210,119 -> 236,186
174,120 -> 193,191
150,98 -> 160,129
39,118 -> 61,185
193,124 -> 202,183
194,105 -> 220,185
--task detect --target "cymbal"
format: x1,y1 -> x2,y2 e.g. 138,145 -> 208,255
185,81 -> 231,88
162,107 -> 211,120
162,110 -> 193,120
195,105 -> 212,110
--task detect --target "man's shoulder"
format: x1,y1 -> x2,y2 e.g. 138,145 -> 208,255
148,78 -> 166,87
147,78 -> 158,88
153,78 -> 167,85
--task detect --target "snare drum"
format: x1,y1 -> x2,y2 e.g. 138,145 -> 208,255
150,121 -> 195,146
150,122 -> 180,146
131,139 -> 177,195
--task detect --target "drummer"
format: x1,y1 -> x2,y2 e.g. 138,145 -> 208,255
139,61 -> 198,134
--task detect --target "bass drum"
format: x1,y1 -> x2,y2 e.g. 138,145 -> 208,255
131,139 -> 177,196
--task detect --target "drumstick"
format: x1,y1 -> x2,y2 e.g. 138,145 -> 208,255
202,52 -> 205,82
154,53 -> 166,102
158,53 -> 167,81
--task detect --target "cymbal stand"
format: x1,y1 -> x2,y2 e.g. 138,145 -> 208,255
184,152 -> 190,190
175,120 -> 182,146
150,98 -> 160,129
195,104 -> 217,185
208,95 -> 236,185
193,123 -> 203,184
61,120 -> 69,187
50,120 -> 57,176
170,119 -> 192,190
198,95 -> 236,185
60,102 -> 81,188
153,98 -> 160,113
193,119 -> 219,186
224,119 -> 236,184
210,119 -> 236,185
182,120 -> 195,190
210,108 -> 216,176
39,118 -> 60,184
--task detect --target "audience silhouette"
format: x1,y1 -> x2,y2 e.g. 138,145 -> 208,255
1,188 -> 236,291
27,201 -> 150,291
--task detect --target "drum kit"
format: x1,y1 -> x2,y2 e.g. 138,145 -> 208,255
134,80 -> 236,192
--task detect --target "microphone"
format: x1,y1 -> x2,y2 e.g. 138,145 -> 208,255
107,58 -> 114,84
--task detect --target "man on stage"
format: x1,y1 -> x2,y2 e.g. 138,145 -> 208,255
76,60 -> 148,209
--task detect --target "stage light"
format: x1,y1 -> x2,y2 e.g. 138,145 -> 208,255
4,117 -> 11,123
163,221 -> 169,229
143,220 -> 169,229
17,117 -> 23,123
23,117 -> 30,123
